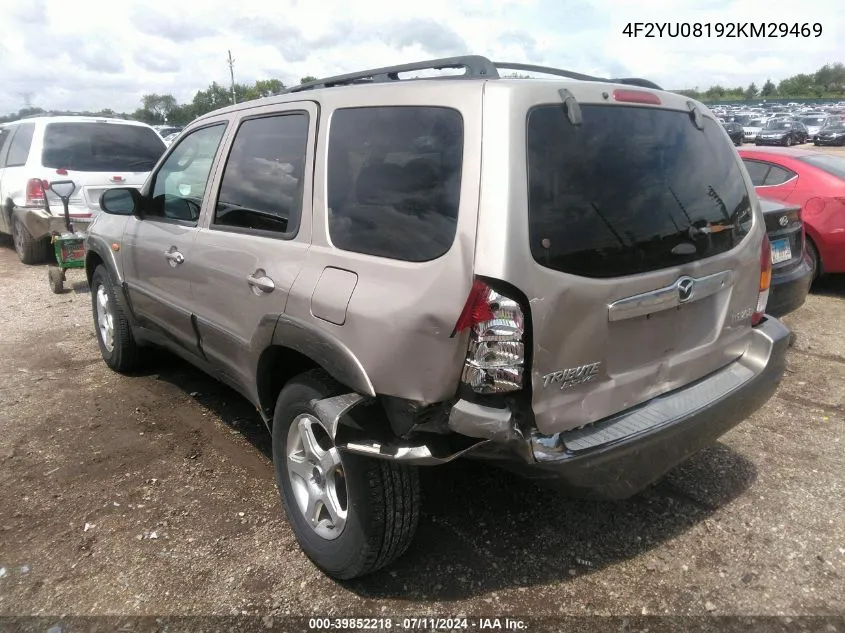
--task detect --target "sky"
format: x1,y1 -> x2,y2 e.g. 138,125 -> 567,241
0,0 -> 842,115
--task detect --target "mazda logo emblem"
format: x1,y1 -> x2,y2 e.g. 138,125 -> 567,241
677,277 -> 695,302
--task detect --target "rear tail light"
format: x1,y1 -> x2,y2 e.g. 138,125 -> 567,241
452,279 -> 525,394
752,235 -> 772,326
25,178 -> 49,207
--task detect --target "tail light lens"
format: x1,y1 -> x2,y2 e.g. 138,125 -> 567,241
452,279 -> 525,394
25,178 -> 49,207
752,235 -> 772,326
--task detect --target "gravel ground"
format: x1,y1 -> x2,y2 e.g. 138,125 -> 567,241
0,178 -> 844,629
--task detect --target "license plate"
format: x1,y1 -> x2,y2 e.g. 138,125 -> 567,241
771,238 -> 792,264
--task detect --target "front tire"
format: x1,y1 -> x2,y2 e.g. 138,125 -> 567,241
90,266 -> 140,372
48,266 -> 64,294
272,370 -> 420,579
12,217 -> 51,265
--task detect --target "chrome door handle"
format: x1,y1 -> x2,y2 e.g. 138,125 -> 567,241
247,270 -> 275,294
164,250 -> 185,266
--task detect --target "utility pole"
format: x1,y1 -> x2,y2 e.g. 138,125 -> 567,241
20,92 -> 33,109
227,50 -> 237,105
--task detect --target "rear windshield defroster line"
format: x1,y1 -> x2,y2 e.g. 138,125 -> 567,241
527,104 -> 753,278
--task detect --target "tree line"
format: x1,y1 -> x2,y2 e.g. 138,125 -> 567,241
0,76 -> 318,125
675,62 -> 845,103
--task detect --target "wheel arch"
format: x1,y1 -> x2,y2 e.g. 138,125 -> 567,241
257,317 -> 376,422
85,238 -> 123,285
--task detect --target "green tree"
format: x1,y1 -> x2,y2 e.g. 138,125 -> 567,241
744,82 -> 758,100
760,79 -> 776,97
141,93 -> 178,122
191,82 -> 233,117
300,76 -> 318,84
704,85 -> 726,100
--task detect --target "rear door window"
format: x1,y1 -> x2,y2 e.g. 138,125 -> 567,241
763,165 -> 796,186
42,122 -> 166,172
527,105 -> 753,278
327,106 -> 463,262
213,113 -> 309,237
742,159 -> 770,186
5,123 -> 35,167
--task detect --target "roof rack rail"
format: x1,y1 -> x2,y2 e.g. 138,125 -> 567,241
286,55 -> 499,93
282,55 -> 663,94
493,62 -> 663,90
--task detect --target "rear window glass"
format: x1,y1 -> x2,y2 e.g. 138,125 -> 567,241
42,122 -> 166,172
527,105 -> 753,278
327,106 -> 463,262
797,154 -> 845,180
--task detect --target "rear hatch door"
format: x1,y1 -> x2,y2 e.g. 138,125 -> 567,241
40,121 -> 165,217
494,86 -> 765,436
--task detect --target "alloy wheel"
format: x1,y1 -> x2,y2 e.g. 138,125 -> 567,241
95,284 -> 115,353
286,414 -> 348,540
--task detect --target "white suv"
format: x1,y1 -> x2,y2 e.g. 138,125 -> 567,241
0,115 -> 166,263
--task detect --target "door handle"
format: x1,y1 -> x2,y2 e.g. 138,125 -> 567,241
247,270 -> 275,294
164,249 -> 185,266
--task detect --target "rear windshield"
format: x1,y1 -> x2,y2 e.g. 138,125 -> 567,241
527,105 -> 753,278
42,122 -> 166,172
797,154 -> 845,180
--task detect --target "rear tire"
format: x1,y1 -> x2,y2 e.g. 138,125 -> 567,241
90,265 -> 140,372
272,369 -> 420,579
806,238 -> 821,281
12,217 -> 51,265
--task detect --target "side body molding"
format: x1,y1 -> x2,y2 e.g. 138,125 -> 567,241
272,315 -> 376,398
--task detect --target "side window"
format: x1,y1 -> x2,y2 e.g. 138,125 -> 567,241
213,113 -> 309,236
148,123 -> 227,223
327,106 -> 463,262
764,165 -> 796,186
5,123 -> 35,167
742,159 -> 770,186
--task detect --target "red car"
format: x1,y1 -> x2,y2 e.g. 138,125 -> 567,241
738,147 -> 845,277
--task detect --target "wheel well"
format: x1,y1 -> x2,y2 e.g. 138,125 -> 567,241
804,233 -> 822,274
85,251 -> 104,284
256,346 -> 319,422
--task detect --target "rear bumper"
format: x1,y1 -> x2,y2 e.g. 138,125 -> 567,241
501,317 -> 790,499
767,255 -> 813,318
13,207 -> 92,240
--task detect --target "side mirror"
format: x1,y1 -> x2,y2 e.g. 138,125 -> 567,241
100,188 -> 141,216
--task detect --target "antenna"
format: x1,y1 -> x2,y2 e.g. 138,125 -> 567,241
227,50 -> 236,105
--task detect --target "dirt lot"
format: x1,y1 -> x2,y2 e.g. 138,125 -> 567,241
0,178 -> 844,626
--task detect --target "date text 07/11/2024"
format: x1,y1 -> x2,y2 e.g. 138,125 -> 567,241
622,22 -> 822,38
307,618 -> 528,630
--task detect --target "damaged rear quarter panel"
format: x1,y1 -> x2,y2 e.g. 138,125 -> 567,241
283,84 -> 485,404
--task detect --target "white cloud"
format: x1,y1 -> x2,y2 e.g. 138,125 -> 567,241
0,0 -> 842,114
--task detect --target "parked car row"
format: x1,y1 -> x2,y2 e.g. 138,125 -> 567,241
716,101 -> 845,147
